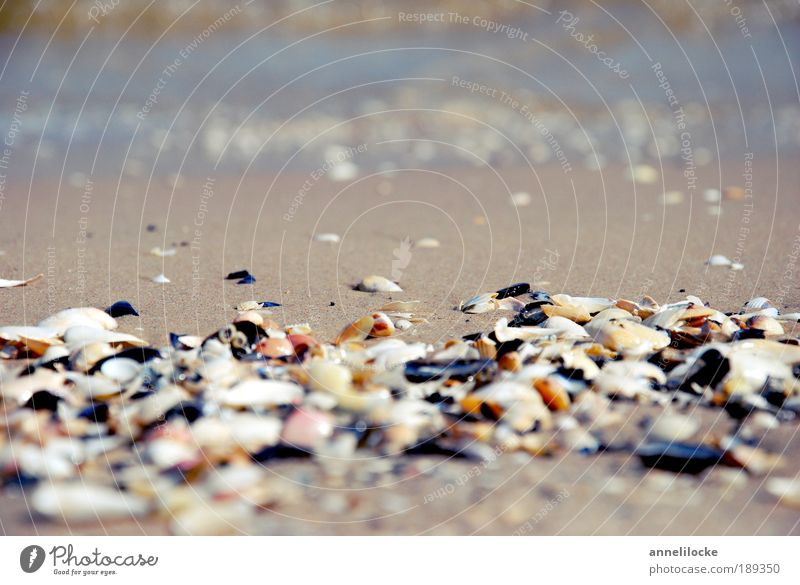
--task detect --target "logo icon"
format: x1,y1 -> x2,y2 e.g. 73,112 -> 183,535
20,545 -> 45,573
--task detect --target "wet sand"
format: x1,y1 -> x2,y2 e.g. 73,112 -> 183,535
1,159 -> 800,535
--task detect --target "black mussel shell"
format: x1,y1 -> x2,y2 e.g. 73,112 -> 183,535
225,269 -> 251,280
404,359 -> 497,384
163,401 -> 204,423
637,441 -> 723,474
495,282 -> 530,299
527,291 -> 552,306
259,301 -> 281,307
23,390 -> 62,412
237,274 -> 256,285
509,306 -> 548,327
251,445 -> 311,462
104,300 -> 139,318
680,348 -> 729,392
77,402 -> 110,423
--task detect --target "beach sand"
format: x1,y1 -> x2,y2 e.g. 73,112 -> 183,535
1,159 -> 799,535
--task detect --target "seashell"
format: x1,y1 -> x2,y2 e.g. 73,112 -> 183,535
255,337 -> 294,359
542,303 -> 591,323
706,254 -> 732,267
39,307 -> 118,335
540,316 -> 590,339
284,323 -> 312,335
460,292 -> 499,314
219,379 -> 303,409
743,297 -> 772,311
594,320 -> 670,355
395,319 -> 412,331
551,294 -> 615,315
627,164 -> 658,184
510,191 -> 532,207
404,359 -> 496,384
0,273 -> 43,288
227,414 -> 282,453
151,273 -> 170,284
646,413 -> 699,442
357,275 -> 402,293
380,300 -> 420,313
720,439 -> 783,475
414,237 -> 440,248
234,311 -> 265,327
150,246 -> 176,257
104,301 -> 139,318
65,372 -> 124,399
146,437 -> 199,470
99,357 -> 142,384
474,335 -> 497,359
533,378 -> 570,411
70,342 -> 116,372
369,312 -> 395,337
32,482 -> 150,521
637,442 -> 723,474
309,360 -> 353,395
314,233 -> 341,243
462,382 -> 549,432
334,315 -> 374,344
280,408 -> 335,451
63,326 -> 147,349
746,315 -> 783,336
496,297 -> 526,311
133,385 -> 189,426
0,325 -> 62,355
225,269 -> 250,280
495,282 -> 531,299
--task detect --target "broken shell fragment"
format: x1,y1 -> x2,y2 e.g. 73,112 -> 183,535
0,273 -> 43,288
152,273 -> 171,284
357,275 -> 402,293
334,315 -> 375,344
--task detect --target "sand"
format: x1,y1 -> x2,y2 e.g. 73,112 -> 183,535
1,159 -> 800,535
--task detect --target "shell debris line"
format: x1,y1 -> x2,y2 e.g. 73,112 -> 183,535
1,278 -> 800,534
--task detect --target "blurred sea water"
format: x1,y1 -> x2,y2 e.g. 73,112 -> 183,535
0,0 -> 798,179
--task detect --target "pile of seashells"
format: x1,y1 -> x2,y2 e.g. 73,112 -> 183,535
1,281 -> 800,533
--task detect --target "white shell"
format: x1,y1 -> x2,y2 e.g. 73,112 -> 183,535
100,357 -> 142,384
414,237 -> 440,248
39,307 -> 118,335
0,273 -> 43,288
357,275 -> 402,293
152,273 -> 171,284
218,379 -> 303,408
314,233 -> 341,243
706,254 -> 732,267
64,326 -> 147,349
